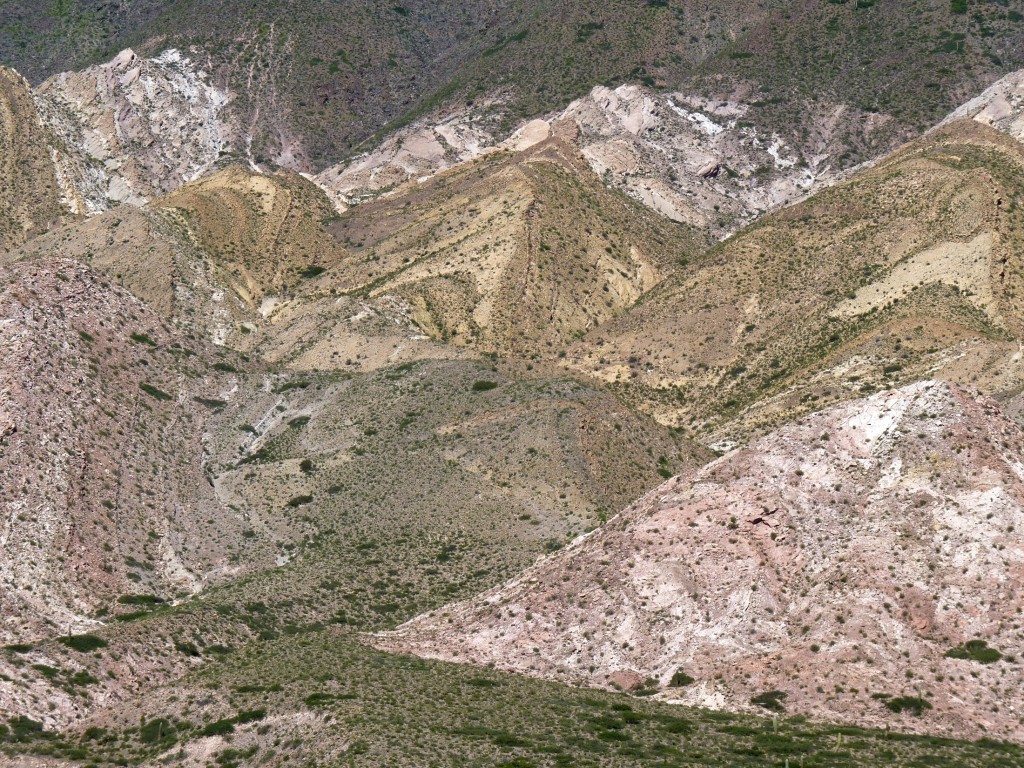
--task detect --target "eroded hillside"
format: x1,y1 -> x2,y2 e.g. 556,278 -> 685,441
36,48 -> 234,209
4,22 -> 1024,767
0,68 -> 66,250
379,381 -> 1024,740
563,119 -> 1024,446
315,139 -> 701,360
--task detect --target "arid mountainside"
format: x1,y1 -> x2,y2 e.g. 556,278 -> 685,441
940,64 -> 1024,142
189,358 -> 709,636
35,47 -> 234,209
316,82 -> 850,239
0,353 -> 708,734
0,240 -> 711,734
5,15 -> 1024,766
8,165 -> 349,349
0,67 -> 67,250
549,84 -> 836,235
0,258 -> 253,648
315,139 -> 701,360
1,46 -> 235,254
12,139 -> 701,366
378,380 -> 1024,741
563,118 -> 1024,445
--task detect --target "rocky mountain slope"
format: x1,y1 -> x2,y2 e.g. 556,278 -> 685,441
10,631 -> 1021,768
1,45 -> 236,256
316,82 -> 851,239
4,15 -> 1024,766
561,117 -> 1024,445
0,353 -> 707,734
378,380 -> 1024,741
0,67 -> 67,250
0,257 -> 252,648
8,164 -> 348,349
939,64 -> 1024,142
6,0 -> 1021,178
0,254 -> 710,734
315,138 -> 702,360
35,47 -> 234,209
9,138 -> 702,366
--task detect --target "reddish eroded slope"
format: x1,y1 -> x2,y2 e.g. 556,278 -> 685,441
377,380 -> 1024,740
0,258 -> 249,646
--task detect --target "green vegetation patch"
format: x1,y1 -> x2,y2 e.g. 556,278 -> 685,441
945,639 -> 1002,664
117,594 -> 165,606
56,634 -> 107,652
751,690 -> 787,712
139,383 -> 173,401
670,669 -> 694,687
884,696 -> 933,716
194,396 -> 228,409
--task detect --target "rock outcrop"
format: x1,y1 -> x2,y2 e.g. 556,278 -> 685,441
937,68 -> 1024,142
36,48 -> 234,211
314,83 -> 857,239
560,117 -> 1024,441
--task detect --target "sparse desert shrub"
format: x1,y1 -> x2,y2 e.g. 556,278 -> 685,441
304,692 -> 357,707
130,332 -> 156,346
194,396 -> 228,409
139,718 -> 175,745
139,383 -> 173,401
115,610 -> 153,622
945,639 -> 1002,664
751,690 -> 787,712
57,634 -> 107,652
655,714 -> 692,734
117,594 -> 164,606
199,718 -> 235,737
471,380 -> 498,392
174,641 -> 201,657
632,678 -> 660,696
3,716 -> 43,743
885,696 -> 932,716
235,709 -> 266,724
670,669 -> 694,687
